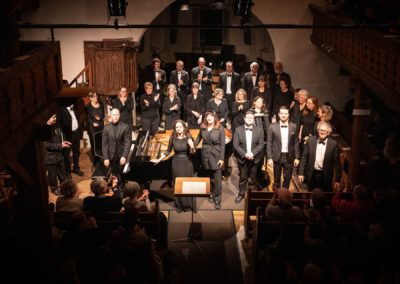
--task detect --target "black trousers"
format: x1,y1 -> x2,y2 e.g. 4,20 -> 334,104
206,168 -> 222,203
46,161 -> 65,191
63,129 -> 81,174
238,159 -> 259,196
141,117 -> 159,136
110,156 -> 124,182
273,153 -> 293,189
309,170 -> 328,191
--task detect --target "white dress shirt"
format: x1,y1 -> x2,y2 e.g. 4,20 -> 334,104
154,70 -> 160,90
199,69 -> 204,90
280,122 -> 289,153
314,138 -> 328,170
245,126 -> 253,155
251,73 -> 257,87
226,73 -> 232,94
67,106 -> 79,131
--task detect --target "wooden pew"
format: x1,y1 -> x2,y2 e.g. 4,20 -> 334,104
244,190 -> 352,240
53,199 -> 161,246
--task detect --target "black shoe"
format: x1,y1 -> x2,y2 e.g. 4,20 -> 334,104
207,195 -> 215,203
72,169 -> 84,176
235,195 -> 244,204
214,202 -> 221,210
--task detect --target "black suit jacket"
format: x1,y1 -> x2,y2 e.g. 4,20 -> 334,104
217,72 -> 241,97
233,125 -> 265,165
266,122 -> 299,162
57,107 -> 81,142
170,70 -> 189,98
242,72 -> 260,99
102,122 -> 131,161
146,68 -> 167,94
191,66 -> 213,100
298,136 -> 342,190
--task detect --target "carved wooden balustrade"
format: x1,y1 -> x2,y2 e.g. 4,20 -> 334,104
0,41 -> 63,169
310,4 -> 400,111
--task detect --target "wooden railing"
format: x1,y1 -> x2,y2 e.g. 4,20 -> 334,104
0,41 -> 62,169
69,62 -> 93,88
309,4 -> 400,111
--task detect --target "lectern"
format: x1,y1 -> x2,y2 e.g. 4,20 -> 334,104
172,177 -> 210,254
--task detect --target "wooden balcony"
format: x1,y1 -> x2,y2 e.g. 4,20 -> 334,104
0,41 -> 63,169
309,4 -> 400,111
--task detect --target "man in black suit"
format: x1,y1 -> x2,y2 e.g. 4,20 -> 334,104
298,121 -> 342,191
269,61 -> 292,90
191,57 -> 213,101
57,100 -> 84,178
242,61 -> 260,99
147,58 -> 167,97
217,61 -> 241,112
267,106 -> 300,189
233,111 -> 265,203
45,114 -> 71,195
170,60 -> 189,117
102,108 -> 131,179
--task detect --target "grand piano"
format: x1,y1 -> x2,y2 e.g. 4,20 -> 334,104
124,129 -> 232,187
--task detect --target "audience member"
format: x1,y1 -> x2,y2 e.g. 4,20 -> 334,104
265,188 -> 302,221
56,179 -> 83,212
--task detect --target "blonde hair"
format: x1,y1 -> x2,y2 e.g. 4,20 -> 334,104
144,82 -> 153,90
167,84 -> 177,97
320,104 -> 333,121
213,88 -> 224,98
235,88 -> 247,101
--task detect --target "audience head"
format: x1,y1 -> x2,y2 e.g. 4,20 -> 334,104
167,84 -> 177,97
317,104 -> 333,121
124,181 -> 141,198
235,88 -> 247,101
110,108 -> 120,124
311,188 -> 326,211
153,58 -> 161,69
278,106 -> 290,123
121,208 -> 140,230
298,89 -> 308,104
176,60 -> 184,71
250,62 -> 259,73
277,188 -> 293,209
306,96 -> 319,114
303,263 -> 323,284
226,61 -> 233,73
353,184 -> 368,201
202,111 -> 220,129
316,121 -> 332,140
144,82 -> 153,94
90,177 -> 108,196
60,179 -> 80,198
252,96 -> 265,111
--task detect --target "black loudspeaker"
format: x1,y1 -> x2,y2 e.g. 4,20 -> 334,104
243,28 -> 251,45
200,10 -> 223,46
108,0 -> 126,17
221,45 -> 234,62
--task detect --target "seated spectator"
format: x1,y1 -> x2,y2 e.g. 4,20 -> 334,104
303,188 -> 332,223
83,177 -> 123,215
56,180 -> 83,212
331,185 -> 374,223
122,181 -> 152,212
110,209 -> 163,283
265,188 -> 302,221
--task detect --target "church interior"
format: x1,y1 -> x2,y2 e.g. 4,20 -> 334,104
1,0 -> 400,283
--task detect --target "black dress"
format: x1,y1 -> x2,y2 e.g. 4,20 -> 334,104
184,93 -> 205,129
251,87 -> 272,113
206,98 -> 229,127
86,102 -> 104,165
164,136 -> 195,211
163,96 -> 181,130
231,100 -> 251,132
112,96 -> 134,126
300,111 -> 317,140
272,88 -> 294,116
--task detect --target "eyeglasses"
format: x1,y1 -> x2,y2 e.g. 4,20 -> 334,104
319,129 -> 329,133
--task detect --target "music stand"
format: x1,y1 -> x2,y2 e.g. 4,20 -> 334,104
172,177 -> 210,254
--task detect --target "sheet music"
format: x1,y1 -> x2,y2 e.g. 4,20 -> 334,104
182,182 -> 206,194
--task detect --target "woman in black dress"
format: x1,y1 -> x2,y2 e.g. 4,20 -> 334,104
272,78 -> 294,119
86,91 -> 104,166
163,84 -> 181,130
250,96 -> 270,139
206,88 -> 229,127
251,76 -> 272,113
195,111 -> 225,209
184,82 -> 205,129
152,120 -> 196,212
231,88 -> 251,132
299,96 -> 319,147
290,89 -> 308,135
112,86 -> 134,129
140,82 -> 161,135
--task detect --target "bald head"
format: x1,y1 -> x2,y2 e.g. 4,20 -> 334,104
111,108 -> 120,124
278,188 -> 293,208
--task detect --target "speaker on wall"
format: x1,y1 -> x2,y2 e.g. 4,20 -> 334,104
200,9 -> 223,46
108,0 -> 127,17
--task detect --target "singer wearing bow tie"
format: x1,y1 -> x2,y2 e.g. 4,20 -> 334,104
267,106 -> 300,189
191,57 -> 213,101
170,60 -> 189,111
242,62 -> 260,98
298,121 -> 341,192
217,61 -> 241,112
233,111 -> 265,203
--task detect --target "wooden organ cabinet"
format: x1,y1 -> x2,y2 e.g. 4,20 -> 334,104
84,39 -> 139,95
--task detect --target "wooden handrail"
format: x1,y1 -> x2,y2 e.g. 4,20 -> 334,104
69,61 -> 92,88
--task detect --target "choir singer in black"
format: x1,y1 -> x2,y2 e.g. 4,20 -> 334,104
233,111 -> 265,203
